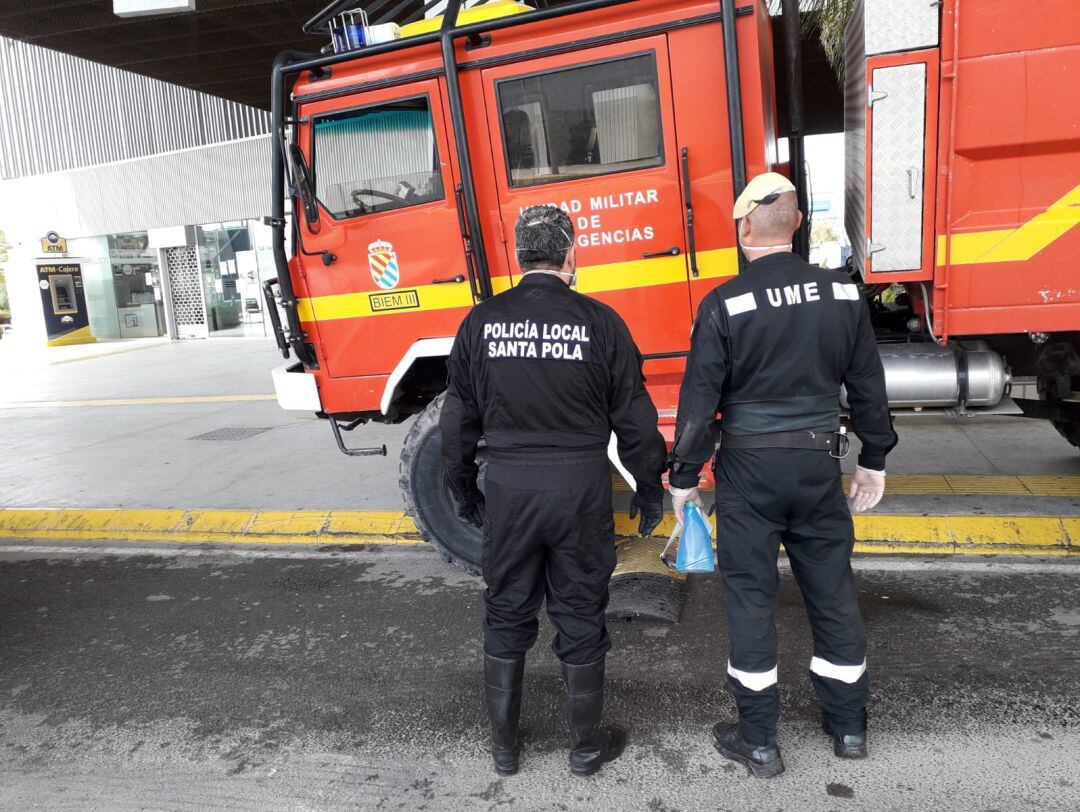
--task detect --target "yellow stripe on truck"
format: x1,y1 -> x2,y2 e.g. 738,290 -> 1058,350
694,247 -> 740,281
298,247 -> 739,323
297,280 -> 474,322
937,182 -> 1080,265
576,254 -> 688,294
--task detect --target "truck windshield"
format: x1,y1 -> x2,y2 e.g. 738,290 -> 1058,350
312,96 -> 444,219
497,52 -> 663,188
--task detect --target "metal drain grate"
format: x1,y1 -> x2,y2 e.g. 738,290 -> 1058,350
190,427 -> 273,441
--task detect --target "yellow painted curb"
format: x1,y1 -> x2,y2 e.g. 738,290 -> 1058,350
614,537 -> 687,580
0,508 -> 1075,556
612,474 -> 1080,497
0,508 -> 422,546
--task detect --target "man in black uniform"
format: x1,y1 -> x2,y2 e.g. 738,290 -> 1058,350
440,205 -> 667,777
667,173 -> 897,778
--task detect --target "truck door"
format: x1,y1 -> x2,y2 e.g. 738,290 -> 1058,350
865,57 -> 937,277
296,78 -> 473,380
480,37 -> 693,355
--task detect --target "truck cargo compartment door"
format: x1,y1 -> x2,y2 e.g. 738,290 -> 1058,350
868,61 -> 929,274
863,0 -> 939,56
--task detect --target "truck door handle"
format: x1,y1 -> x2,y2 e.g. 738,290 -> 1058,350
432,274 -> 466,284
643,246 -> 681,259
908,167 -> 920,199
680,147 -> 699,276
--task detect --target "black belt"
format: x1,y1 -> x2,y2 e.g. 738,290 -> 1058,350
720,429 -> 850,459
486,448 -> 607,464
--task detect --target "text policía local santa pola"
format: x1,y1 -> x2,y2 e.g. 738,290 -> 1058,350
483,320 -> 592,361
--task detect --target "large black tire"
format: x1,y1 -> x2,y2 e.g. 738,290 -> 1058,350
399,393 -> 484,574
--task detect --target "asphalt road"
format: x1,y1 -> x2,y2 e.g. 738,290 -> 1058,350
2,542 -> 1078,810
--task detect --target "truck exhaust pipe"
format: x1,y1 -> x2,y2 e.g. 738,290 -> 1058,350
844,343 -> 1010,410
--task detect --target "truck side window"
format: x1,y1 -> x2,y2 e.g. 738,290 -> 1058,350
497,53 -> 663,188
312,95 -> 445,219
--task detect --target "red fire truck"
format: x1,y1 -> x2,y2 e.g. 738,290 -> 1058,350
265,0 -> 1080,571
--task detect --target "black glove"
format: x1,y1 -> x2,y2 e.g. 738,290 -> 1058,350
455,488 -> 485,531
629,493 -> 664,537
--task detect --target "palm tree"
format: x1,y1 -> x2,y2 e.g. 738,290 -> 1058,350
800,0 -> 856,82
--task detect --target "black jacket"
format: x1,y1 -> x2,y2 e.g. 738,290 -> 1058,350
668,252 -> 897,488
440,272 -> 666,503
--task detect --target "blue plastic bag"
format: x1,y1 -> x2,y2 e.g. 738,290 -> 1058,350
661,502 -> 716,573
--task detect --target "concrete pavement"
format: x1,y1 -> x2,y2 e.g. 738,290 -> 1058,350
1,542 -> 1077,810
2,338 -> 1079,514
1,339 -> 404,512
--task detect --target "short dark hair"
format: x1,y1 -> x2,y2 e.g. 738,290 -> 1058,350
745,190 -> 799,240
514,205 -> 575,270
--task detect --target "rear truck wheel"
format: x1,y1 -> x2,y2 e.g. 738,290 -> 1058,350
1033,342 -> 1080,450
399,393 -> 484,574
398,394 -> 687,622
1045,372 -> 1080,450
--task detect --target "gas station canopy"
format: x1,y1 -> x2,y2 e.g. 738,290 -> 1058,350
0,1 -> 430,110
0,0 -> 841,130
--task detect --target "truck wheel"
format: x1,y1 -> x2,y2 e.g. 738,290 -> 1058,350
399,393 -> 484,574
1052,420 -> 1080,450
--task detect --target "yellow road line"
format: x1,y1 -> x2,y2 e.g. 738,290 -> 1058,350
0,394 -> 277,409
0,508 -> 1075,557
612,474 -> 1080,497
49,341 -> 170,365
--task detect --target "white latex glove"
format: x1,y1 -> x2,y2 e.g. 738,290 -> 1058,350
848,466 -> 886,513
669,485 -> 704,526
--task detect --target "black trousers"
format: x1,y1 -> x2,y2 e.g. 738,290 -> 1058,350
714,447 -> 869,746
482,451 -> 616,665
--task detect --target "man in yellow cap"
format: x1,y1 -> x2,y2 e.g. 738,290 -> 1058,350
667,172 -> 897,777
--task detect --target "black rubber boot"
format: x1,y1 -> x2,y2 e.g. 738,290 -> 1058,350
561,658 -> 627,777
484,653 -> 525,776
823,719 -> 868,759
712,722 -> 785,778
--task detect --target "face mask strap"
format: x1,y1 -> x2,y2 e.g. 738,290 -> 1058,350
741,242 -> 795,252
515,214 -> 574,257
514,209 -> 576,284
737,216 -> 793,253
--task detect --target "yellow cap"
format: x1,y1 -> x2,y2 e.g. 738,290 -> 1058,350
732,172 -> 797,219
